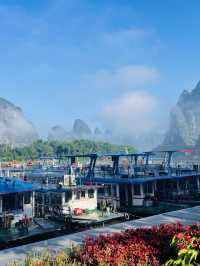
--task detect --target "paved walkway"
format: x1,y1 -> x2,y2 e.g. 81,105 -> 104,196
1,206 -> 200,266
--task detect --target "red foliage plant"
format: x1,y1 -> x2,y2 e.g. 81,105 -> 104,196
78,223 -> 188,266
175,224 -> 200,250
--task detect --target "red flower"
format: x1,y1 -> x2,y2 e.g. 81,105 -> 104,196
176,232 -> 185,239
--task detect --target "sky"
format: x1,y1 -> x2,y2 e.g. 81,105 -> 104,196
0,0 -> 200,138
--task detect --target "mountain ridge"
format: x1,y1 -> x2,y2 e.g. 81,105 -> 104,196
160,80 -> 200,150
0,97 -> 38,146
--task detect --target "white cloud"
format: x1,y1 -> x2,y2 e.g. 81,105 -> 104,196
102,90 -> 163,135
103,28 -> 153,46
84,64 -> 163,138
85,65 -> 160,91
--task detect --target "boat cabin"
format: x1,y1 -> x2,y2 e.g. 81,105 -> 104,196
78,151 -> 200,211
0,177 -> 34,229
35,185 -> 98,219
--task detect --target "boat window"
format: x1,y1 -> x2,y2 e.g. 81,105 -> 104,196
75,191 -> 81,200
81,191 -> 85,198
112,185 -> 117,196
66,168 -> 72,175
179,180 -> 189,191
98,187 -> 105,196
36,193 -> 43,204
65,191 -> 72,202
144,182 -> 153,194
88,189 -> 94,198
24,192 -> 31,204
106,185 -> 111,195
44,194 -> 50,205
2,193 -> 23,212
51,193 -> 62,206
133,184 -> 141,195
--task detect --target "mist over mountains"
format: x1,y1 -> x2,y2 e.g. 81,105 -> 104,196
2,81 -> 200,151
159,81 -> 200,151
46,80 -> 200,152
0,98 -> 38,146
48,119 -> 164,151
48,119 -> 107,142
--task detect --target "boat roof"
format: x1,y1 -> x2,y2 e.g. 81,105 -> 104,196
36,185 -> 100,193
0,177 -> 34,195
79,172 -> 199,185
40,150 -> 193,159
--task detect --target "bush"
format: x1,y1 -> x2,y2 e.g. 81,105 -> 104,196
77,223 -> 184,266
9,223 -> 200,266
9,249 -> 81,266
165,224 -> 200,266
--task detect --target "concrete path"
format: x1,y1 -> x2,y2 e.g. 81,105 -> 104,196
1,206 -> 200,266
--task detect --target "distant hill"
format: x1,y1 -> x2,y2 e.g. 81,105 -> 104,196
0,97 -> 38,146
160,81 -> 200,150
72,119 -> 92,138
48,119 -> 164,151
48,126 -> 71,141
49,119 -> 105,142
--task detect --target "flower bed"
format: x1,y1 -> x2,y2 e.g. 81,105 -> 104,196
9,223 -> 200,266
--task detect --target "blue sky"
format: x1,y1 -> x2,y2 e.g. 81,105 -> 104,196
0,0 -> 200,137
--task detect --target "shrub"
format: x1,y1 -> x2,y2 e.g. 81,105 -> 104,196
9,249 -> 81,266
9,223 -> 200,266
77,223 -> 184,265
165,224 -> 200,266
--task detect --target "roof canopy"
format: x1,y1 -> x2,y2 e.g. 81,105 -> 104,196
0,177 -> 33,195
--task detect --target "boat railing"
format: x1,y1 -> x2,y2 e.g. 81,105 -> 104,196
0,209 -> 23,217
170,168 -> 200,176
